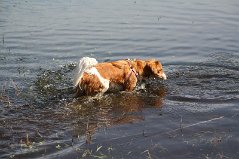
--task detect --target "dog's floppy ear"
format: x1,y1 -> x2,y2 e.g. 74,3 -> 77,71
142,60 -> 156,77
144,60 -> 163,77
146,60 -> 160,68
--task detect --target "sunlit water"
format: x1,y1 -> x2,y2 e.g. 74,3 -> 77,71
0,0 -> 239,158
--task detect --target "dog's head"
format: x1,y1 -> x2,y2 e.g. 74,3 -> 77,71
143,60 -> 167,80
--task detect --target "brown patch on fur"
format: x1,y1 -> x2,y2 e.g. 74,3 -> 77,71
77,73 -> 104,96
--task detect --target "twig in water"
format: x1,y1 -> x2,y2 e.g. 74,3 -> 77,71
141,150 -> 153,159
0,83 -> 11,106
11,80 -> 22,96
184,116 -> 223,129
168,116 -> 224,134
180,115 -> 183,132
85,118 -> 92,144
143,130 -> 147,137
26,133 -> 31,146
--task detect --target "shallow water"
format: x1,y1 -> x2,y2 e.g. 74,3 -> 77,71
0,0 -> 239,158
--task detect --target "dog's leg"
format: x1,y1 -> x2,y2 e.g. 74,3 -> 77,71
124,75 -> 137,91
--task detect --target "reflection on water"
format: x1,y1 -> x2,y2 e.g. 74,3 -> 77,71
69,89 -> 166,144
1,0 -> 239,158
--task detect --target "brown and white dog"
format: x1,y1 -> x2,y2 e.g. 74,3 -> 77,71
73,57 -> 166,96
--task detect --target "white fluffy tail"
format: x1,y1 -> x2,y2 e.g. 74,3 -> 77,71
73,57 -> 98,87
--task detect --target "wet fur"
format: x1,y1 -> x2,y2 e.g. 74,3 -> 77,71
75,59 -> 166,96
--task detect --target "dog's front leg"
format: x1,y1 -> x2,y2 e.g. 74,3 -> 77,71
124,75 -> 137,91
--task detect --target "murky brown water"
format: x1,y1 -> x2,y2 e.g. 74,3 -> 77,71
1,0 -> 239,158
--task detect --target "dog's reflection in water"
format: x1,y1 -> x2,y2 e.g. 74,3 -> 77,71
68,86 -> 166,144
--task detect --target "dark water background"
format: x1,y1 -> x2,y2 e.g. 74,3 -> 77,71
0,0 -> 239,158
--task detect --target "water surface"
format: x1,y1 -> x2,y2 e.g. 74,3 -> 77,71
0,0 -> 239,158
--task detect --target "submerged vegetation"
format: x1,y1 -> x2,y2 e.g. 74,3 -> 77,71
34,63 -> 76,101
